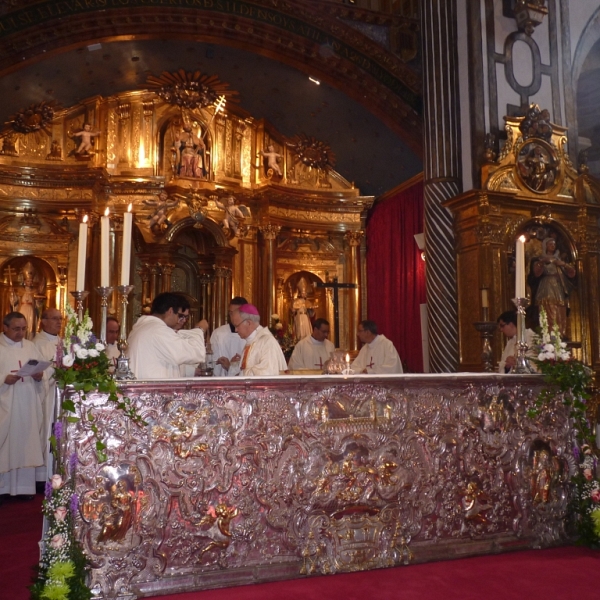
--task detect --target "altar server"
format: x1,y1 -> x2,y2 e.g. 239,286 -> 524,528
128,292 -> 208,379
352,320 -> 403,374
33,307 -> 63,477
226,304 -> 287,376
288,318 -> 335,371
0,312 -> 46,496
497,310 -> 536,373
105,316 -> 121,367
210,296 -> 248,376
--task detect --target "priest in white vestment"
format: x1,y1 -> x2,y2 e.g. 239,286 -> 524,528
288,318 -> 335,371
497,310 -> 537,373
128,292 -> 209,379
0,312 -> 46,496
33,307 -> 63,478
211,296 -> 248,377
352,320 -> 403,374
225,304 -> 287,376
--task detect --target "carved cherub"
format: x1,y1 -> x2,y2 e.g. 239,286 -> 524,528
73,123 -> 101,154
215,196 -> 249,237
143,190 -> 180,233
259,144 -> 282,177
195,503 -> 239,558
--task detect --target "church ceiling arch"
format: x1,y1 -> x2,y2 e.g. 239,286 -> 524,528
0,0 -> 422,157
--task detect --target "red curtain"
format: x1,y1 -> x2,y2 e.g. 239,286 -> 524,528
366,178 -> 426,372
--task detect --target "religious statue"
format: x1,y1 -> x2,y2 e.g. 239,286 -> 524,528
46,139 -> 62,161
529,237 -> 575,336
531,447 -> 556,504
97,479 -> 134,543
292,276 -> 314,340
9,261 -> 46,337
517,142 -> 557,192
259,144 -> 283,177
215,196 -> 245,237
171,122 -> 208,179
143,190 -> 180,234
72,123 -> 101,155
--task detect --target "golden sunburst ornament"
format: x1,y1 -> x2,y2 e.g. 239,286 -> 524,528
289,134 -> 336,171
146,69 -> 239,110
4,100 -> 57,135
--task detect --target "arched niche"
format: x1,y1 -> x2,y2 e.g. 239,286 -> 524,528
0,255 -> 58,337
281,270 -> 327,340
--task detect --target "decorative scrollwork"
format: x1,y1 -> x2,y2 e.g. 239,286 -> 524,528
4,100 -> 57,135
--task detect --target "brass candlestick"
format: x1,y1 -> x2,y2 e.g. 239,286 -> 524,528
473,320 -> 497,372
70,290 -> 90,322
95,286 -> 114,345
512,296 -> 535,374
115,284 -> 135,380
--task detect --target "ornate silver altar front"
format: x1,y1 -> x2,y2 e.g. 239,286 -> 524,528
61,374 -> 575,599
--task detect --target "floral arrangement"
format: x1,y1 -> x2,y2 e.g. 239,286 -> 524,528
530,307 -> 593,443
530,307 -> 598,546
269,313 -> 296,360
30,466 -> 91,600
571,444 -> 600,547
54,303 -> 144,462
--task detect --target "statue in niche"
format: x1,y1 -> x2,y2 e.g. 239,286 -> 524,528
9,261 -> 46,337
46,139 -> 62,161
171,120 -> 208,179
143,190 -> 180,235
292,276 -> 314,340
259,144 -> 283,177
215,196 -> 246,237
528,236 -> 575,336
72,123 -> 101,155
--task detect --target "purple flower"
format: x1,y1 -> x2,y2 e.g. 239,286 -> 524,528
69,452 -> 78,472
53,422 -> 63,440
90,333 -> 98,344
70,493 -> 79,514
45,481 -> 52,499
573,446 -> 580,461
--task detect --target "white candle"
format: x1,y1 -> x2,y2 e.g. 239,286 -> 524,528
120,204 -> 133,286
481,288 -> 488,309
76,215 -> 88,291
101,208 -> 110,287
345,353 -> 350,368
515,235 -> 526,298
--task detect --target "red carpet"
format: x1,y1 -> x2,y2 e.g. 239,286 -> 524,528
2,493 -> 598,600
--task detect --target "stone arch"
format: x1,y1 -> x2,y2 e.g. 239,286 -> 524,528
0,3 -> 422,154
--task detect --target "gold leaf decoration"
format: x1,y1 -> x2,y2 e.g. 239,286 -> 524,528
146,69 -> 239,110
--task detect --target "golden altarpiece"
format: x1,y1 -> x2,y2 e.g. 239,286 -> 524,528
445,106 -> 600,372
0,74 -> 372,351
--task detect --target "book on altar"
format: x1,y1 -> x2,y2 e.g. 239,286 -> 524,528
15,359 -> 53,377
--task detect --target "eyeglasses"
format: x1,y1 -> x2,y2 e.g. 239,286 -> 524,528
232,319 -> 248,330
178,313 -> 190,321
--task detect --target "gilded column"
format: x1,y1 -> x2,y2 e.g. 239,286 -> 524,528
259,223 -> 281,324
138,263 -> 151,311
149,264 -> 160,302
213,266 -> 231,328
421,0 -> 462,372
345,230 -> 363,352
160,263 -> 174,293
199,273 -> 212,322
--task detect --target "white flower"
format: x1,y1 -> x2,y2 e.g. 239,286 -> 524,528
50,534 -> 65,549
88,349 -> 99,358
543,344 -> 555,353
54,506 -> 68,522
72,343 -> 81,352
95,343 -> 105,352
62,354 -> 75,367
51,474 -> 63,489
271,314 -> 279,320
76,348 -> 89,359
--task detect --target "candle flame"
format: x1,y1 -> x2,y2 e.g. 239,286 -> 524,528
82,214 -> 88,224
104,207 -> 110,217
127,203 -> 132,212
346,353 -> 350,363
519,234 -> 526,242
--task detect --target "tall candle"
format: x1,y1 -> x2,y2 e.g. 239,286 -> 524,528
120,204 -> 133,286
481,288 -> 488,309
101,208 -> 110,287
515,235 -> 526,298
76,215 -> 88,291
